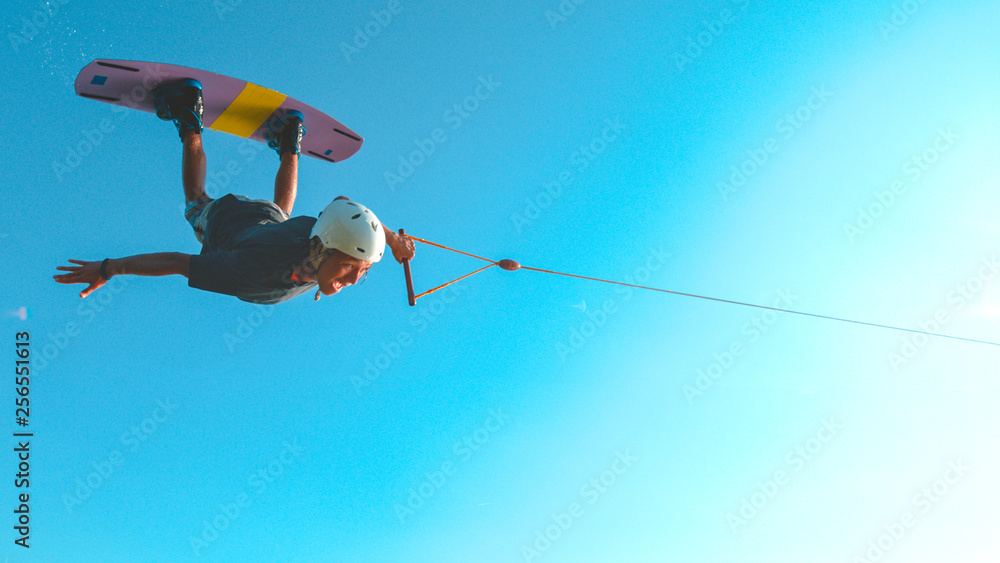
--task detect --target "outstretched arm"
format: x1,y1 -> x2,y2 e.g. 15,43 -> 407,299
54,253 -> 191,298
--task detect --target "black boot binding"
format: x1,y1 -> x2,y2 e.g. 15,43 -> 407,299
265,110 -> 305,157
152,79 -> 204,139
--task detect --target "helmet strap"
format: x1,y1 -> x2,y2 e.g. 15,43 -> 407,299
301,237 -> 335,277
302,237 -> 339,302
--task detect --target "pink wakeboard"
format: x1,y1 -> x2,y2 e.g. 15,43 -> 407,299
74,59 -> 364,163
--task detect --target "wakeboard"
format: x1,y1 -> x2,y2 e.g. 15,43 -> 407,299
74,59 -> 364,163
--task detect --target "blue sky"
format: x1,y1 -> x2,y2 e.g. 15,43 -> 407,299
3,0 -> 1000,561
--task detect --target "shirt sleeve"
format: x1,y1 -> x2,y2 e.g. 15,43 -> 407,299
188,250 -> 241,297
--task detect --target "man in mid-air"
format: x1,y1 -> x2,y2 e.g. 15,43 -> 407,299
55,79 -> 414,304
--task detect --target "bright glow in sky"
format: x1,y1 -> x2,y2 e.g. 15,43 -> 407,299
4,1 -> 1000,561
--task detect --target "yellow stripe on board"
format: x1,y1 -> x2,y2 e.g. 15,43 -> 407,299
208,82 -> 287,138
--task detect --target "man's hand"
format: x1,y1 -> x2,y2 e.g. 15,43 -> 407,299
54,259 -> 108,298
385,230 -> 416,264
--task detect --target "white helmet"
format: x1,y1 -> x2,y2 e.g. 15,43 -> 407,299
311,198 -> 385,263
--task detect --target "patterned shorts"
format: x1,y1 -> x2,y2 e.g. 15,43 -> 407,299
184,196 -> 217,244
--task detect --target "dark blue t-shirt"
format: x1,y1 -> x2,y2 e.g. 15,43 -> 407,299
188,195 -> 317,305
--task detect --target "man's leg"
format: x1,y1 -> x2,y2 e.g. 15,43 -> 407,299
274,151 -> 298,216
153,79 -> 206,205
266,110 -> 305,216
183,130 -> 208,204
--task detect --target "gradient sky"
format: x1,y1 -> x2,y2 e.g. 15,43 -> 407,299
3,1 -> 1000,561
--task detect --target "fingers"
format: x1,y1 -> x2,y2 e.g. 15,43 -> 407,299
80,281 -> 104,299
56,260 -> 89,275
54,263 -> 84,281
54,260 -> 96,287
393,249 -> 415,264
54,270 -> 80,281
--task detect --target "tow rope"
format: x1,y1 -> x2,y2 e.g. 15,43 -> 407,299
398,231 -> 999,348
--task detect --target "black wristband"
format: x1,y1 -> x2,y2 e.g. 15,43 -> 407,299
100,258 -> 111,281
